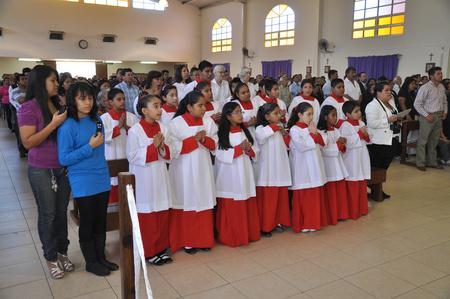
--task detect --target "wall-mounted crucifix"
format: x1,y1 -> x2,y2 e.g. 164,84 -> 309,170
429,53 -> 434,62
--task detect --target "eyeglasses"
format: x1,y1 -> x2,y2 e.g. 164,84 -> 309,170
231,110 -> 243,115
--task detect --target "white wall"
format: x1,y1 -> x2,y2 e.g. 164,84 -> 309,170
319,0 -> 450,79
0,0 -> 200,67
106,61 -> 179,76
0,58 -> 41,75
245,0 -> 321,77
200,0 -> 450,79
201,1 -> 245,77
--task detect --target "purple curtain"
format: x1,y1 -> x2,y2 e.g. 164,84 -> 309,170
348,55 -> 399,80
212,63 -> 230,73
261,60 -> 292,79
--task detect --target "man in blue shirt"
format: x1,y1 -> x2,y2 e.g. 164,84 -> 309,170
322,69 -> 338,97
289,74 -> 302,97
114,68 -> 139,113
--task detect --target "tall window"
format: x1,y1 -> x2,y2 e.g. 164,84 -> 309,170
83,0 -> 128,7
264,4 -> 295,48
133,0 -> 168,11
353,0 -> 406,39
66,0 -> 169,10
212,18 -> 232,53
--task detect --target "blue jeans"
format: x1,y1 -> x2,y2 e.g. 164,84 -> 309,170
28,166 -> 71,261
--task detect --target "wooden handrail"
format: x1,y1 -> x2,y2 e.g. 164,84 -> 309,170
118,172 -> 136,299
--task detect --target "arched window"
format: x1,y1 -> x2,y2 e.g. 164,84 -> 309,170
353,0 -> 407,39
212,18 -> 232,53
133,0 -> 168,11
264,4 -> 295,48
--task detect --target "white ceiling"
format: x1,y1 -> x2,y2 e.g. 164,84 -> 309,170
178,0 -> 240,9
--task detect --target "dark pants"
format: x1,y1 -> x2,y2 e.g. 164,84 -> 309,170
438,140 -> 450,162
2,103 -> 12,130
10,104 -> 27,155
368,143 -> 394,170
28,166 -> 71,261
75,192 -> 109,243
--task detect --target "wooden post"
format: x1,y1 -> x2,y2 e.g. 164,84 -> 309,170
119,172 -> 136,299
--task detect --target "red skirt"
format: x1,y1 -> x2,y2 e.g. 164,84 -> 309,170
108,185 -> 118,205
138,210 -> 170,258
324,180 -> 349,224
256,186 -> 291,232
346,180 -> 369,220
169,209 -> 215,253
216,197 -> 260,247
292,186 -> 326,232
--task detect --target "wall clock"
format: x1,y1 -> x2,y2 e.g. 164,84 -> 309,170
78,39 -> 88,49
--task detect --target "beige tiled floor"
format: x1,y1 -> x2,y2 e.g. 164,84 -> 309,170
0,123 -> 450,299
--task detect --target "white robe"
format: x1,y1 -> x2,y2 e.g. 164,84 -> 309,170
204,102 -> 221,120
168,115 -> 218,211
289,125 -> 327,189
288,96 -> 320,124
173,82 -> 188,101
101,111 -> 138,186
319,129 -> 348,182
321,96 -> 348,121
254,95 -> 287,113
126,122 -> 173,213
161,106 -> 176,126
254,125 -> 292,187
215,130 -> 257,200
232,98 -> 259,140
339,120 -> 371,181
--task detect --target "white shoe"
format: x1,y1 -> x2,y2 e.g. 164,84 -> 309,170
309,229 -> 317,232
301,229 -> 310,233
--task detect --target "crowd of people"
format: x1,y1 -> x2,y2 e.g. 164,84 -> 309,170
0,61 -> 449,280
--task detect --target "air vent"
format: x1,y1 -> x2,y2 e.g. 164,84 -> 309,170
144,37 -> 159,45
102,34 -> 116,43
49,31 -> 64,40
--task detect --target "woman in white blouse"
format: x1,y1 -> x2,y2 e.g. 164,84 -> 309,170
365,81 -> 399,200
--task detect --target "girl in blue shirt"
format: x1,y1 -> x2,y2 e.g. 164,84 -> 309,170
58,82 -> 118,276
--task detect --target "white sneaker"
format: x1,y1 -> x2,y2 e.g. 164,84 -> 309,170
301,229 -> 310,233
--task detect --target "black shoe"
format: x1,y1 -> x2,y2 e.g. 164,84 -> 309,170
94,234 -> 119,271
274,225 -> 286,233
261,231 -> 272,237
198,248 -> 211,252
184,247 -> 198,254
80,241 -> 110,276
382,192 -> 391,199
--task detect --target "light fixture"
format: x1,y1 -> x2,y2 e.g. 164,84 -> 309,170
55,59 -> 97,62
140,61 -> 158,64
18,58 -> 42,62
104,60 -> 122,64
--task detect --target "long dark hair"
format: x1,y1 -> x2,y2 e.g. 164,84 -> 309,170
137,94 -> 162,118
66,82 -> 98,121
256,103 -> 278,127
287,102 -> 313,129
173,90 -> 203,118
58,72 -> 72,96
145,70 -> 162,90
399,77 -> 415,95
317,105 -> 336,131
234,82 -> 248,100
25,65 -> 61,140
174,65 -> 191,84
218,102 -> 254,150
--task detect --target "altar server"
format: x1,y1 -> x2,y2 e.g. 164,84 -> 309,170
127,94 -> 173,265
288,79 -> 320,123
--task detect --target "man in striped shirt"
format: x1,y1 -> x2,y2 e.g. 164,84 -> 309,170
114,68 -> 139,114
414,66 -> 448,171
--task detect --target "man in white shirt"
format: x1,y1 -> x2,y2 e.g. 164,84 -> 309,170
211,65 -> 231,108
185,60 -> 214,94
322,70 -> 338,97
393,76 -> 402,94
344,67 -> 362,103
